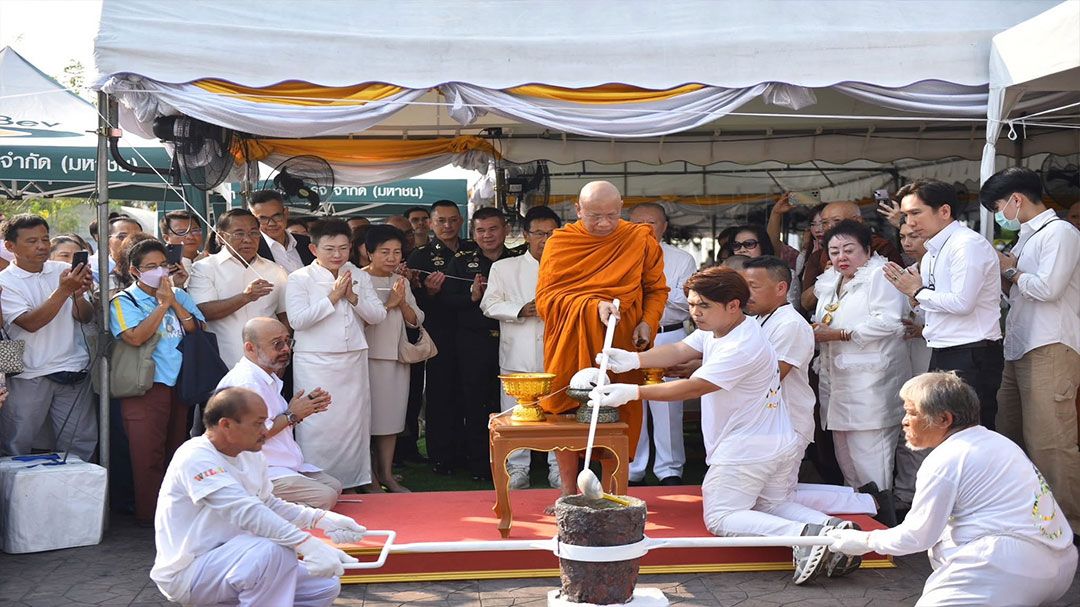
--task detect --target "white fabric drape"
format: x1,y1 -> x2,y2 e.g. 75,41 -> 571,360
100,76 -> 424,138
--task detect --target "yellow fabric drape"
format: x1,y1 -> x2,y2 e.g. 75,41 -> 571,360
505,83 -> 706,104
193,80 -> 406,106
243,136 -> 498,165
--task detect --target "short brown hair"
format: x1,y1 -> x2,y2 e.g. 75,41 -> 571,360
684,266 -> 750,307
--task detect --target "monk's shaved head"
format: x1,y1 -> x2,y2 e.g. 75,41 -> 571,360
821,201 -> 863,229
576,181 -> 624,237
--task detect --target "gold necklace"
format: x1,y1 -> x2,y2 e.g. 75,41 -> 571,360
821,278 -> 850,326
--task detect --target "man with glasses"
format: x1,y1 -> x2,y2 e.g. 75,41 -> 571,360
250,191 -> 315,274
216,317 -> 339,508
536,181 -> 669,454
482,206 -> 563,489
189,209 -> 289,368
160,211 -> 206,287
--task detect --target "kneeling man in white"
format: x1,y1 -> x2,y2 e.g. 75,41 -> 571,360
151,387 -> 366,607
829,372 -> 1077,607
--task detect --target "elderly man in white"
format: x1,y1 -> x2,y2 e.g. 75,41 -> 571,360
216,317 -> 341,509
829,372 -> 1077,607
627,202 -> 697,486
152,387 -> 366,607
480,206 -> 562,489
286,219 -> 386,492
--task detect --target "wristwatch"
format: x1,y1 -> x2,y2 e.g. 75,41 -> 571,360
284,411 -> 301,426
1003,267 -> 1019,281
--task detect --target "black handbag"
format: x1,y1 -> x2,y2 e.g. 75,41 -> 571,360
175,325 -> 229,406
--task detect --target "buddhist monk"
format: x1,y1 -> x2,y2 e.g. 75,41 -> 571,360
536,181 -> 669,460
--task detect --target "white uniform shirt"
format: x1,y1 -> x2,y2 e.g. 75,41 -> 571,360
215,356 -> 321,480
0,261 -> 90,379
285,262 -> 386,353
758,304 -> 816,444
683,316 -> 797,466
1003,210 -> 1080,361
867,426 -> 1074,565
480,252 -> 544,372
262,232 -> 305,274
188,251 -> 289,368
151,436 -> 322,604
914,221 -> 1002,348
659,243 -> 696,326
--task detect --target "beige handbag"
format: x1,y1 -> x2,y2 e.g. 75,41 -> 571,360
397,324 -> 438,364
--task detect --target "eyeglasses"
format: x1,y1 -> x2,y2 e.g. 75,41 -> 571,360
580,212 -> 620,222
527,230 -> 555,238
224,230 -> 261,241
137,263 -> 168,271
733,239 -> 759,250
256,213 -> 285,226
810,221 -> 825,229
168,224 -> 203,236
269,338 -> 295,352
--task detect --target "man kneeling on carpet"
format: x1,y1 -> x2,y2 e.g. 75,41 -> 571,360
589,266 -> 856,585
151,387 -> 366,607
828,372 -> 1077,606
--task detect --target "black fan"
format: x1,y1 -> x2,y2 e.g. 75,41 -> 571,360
1040,153 -> 1080,207
152,115 -> 234,191
497,161 -> 550,221
264,155 -> 335,212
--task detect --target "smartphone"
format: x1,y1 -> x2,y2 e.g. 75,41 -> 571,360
71,250 -> 89,270
165,243 -> 184,266
788,191 -> 820,206
873,189 -> 891,204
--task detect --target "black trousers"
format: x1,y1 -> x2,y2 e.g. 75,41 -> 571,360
424,327 -> 464,467
457,328 -> 501,477
929,341 -> 1004,430
396,361 -> 426,458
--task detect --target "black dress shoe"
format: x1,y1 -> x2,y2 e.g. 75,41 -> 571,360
628,478 -> 648,487
658,476 -> 683,486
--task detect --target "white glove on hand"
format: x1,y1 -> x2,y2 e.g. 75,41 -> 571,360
826,529 -> 872,556
594,348 -> 641,374
295,536 -> 358,578
316,511 -> 367,544
587,383 -> 639,408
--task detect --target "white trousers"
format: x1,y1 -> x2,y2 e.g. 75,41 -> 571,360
917,536 -> 1077,607
784,439 -> 877,514
630,327 -> 687,481
500,367 -> 558,473
833,425 -> 900,491
702,448 -> 832,538
183,534 -> 340,607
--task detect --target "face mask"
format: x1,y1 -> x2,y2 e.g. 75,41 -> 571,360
138,267 -> 170,289
994,198 -> 1022,232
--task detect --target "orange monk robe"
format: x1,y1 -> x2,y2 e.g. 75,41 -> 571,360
535,220 -> 669,452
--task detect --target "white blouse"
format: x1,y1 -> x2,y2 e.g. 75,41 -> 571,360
285,261 -> 386,353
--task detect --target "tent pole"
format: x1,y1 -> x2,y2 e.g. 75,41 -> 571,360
95,91 -> 113,525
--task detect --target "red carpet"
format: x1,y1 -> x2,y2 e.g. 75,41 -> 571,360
331,486 -> 892,584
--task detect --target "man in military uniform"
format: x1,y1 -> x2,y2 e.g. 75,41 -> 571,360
442,207 -> 519,481
405,200 -> 476,475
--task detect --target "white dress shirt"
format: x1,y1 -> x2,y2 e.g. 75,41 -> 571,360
262,232 -> 305,274
285,261 -> 386,353
215,356 -> 321,481
660,243 -> 696,326
481,252 -> 544,372
0,261 -> 90,378
914,221 -> 1002,348
187,250 -> 289,368
1003,209 -> 1080,361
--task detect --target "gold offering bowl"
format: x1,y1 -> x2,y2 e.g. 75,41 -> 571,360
641,368 -> 666,385
499,373 -> 556,422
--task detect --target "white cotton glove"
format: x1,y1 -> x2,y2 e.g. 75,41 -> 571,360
594,348 -> 641,374
826,529 -> 873,556
316,511 -> 367,544
587,383 -> 639,408
295,536 -> 358,578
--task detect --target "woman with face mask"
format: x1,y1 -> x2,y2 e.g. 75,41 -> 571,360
811,220 -> 912,524
360,225 -> 423,493
109,239 -> 205,525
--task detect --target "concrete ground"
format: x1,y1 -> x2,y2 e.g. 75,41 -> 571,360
1,514 -> 1078,606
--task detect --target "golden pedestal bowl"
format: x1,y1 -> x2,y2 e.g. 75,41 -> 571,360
499,372 -> 557,422
641,368 -> 666,385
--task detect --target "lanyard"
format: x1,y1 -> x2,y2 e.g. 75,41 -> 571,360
1013,218 -> 1062,265
758,303 -> 789,328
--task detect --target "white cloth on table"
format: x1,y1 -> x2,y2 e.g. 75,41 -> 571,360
363,271 -> 423,436
833,425 -> 901,491
293,350 -> 372,488
216,356 -> 321,481
913,220 -> 1002,348
813,255 -> 911,432
262,232 -> 306,274
188,250 -> 288,368
1001,209 -> 1080,361
480,252 -> 545,374
151,436 -> 327,605
758,304 -> 816,444
682,317 -> 796,466
866,426 -> 1076,607
0,260 -> 90,378
631,326 -> 687,481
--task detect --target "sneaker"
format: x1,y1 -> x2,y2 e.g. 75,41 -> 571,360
508,467 -> 530,490
547,468 -> 562,489
792,523 -> 831,585
825,518 -> 863,578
